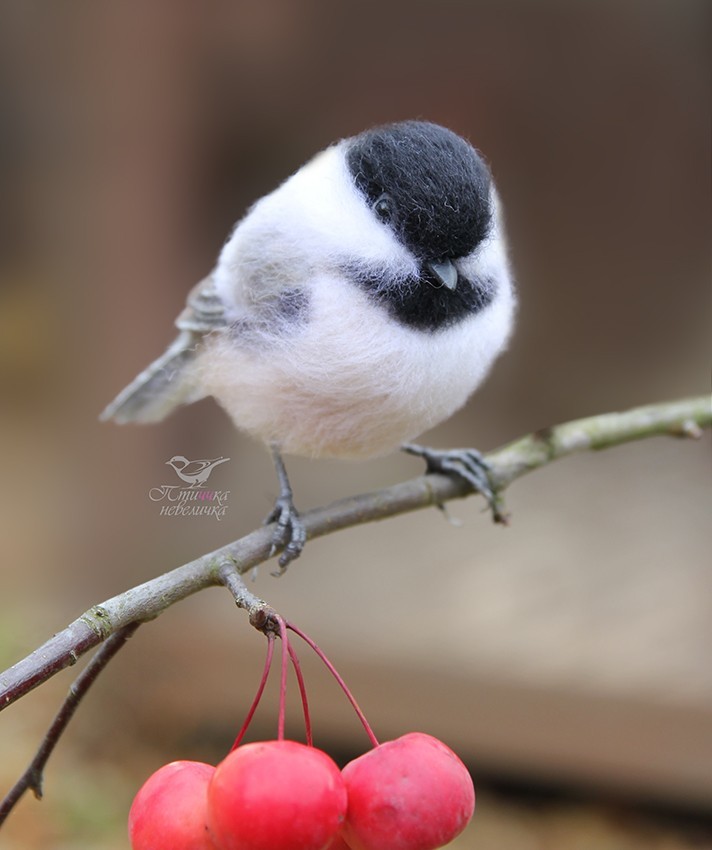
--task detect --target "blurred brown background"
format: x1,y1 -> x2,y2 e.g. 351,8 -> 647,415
0,1 -> 710,848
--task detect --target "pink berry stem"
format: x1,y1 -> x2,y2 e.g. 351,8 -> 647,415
230,634 -> 275,752
286,621 -> 379,748
287,641 -> 313,746
277,616 -> 289,741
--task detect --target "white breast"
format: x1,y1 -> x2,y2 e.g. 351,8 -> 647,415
200,270 -> 514,459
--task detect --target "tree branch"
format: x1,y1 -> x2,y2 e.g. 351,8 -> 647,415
0,564 -> 276,826
1,396 -> 709,713
0,624 -> 140,826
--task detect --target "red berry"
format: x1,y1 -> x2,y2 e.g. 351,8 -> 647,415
326,835 -> 353,849
207,740 -> 347,850
341,732 -> 475,850
128,760 -> 218,850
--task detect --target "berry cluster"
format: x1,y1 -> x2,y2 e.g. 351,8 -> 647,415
129,732 -> 473,850
129,618 -> 475,850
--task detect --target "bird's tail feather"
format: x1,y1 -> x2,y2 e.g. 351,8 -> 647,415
100,331 -> 207,424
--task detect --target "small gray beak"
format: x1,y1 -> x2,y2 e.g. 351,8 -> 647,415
426,259 -> 458,291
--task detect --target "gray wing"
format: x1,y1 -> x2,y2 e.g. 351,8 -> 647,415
100,276 -> 227,424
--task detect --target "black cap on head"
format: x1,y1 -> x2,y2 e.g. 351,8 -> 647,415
346,121 -> 492,262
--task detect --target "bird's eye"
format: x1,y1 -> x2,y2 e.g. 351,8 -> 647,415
372,194 -> 393,223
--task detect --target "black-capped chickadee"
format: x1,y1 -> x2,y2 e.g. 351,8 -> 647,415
101,121 -> 516,568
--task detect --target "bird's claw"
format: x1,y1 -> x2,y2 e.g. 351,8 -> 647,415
403,443 -> 508,523
264,495 -> 307,574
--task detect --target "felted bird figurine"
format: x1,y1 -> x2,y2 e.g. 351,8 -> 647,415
165,455 -> 230,486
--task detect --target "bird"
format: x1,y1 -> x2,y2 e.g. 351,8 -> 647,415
101,120 -> 516,569
165,455 -> 230,487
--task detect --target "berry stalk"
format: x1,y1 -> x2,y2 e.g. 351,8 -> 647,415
287,622 -> 379,748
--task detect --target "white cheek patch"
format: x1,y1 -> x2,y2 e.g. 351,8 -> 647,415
212,144 -> 418,320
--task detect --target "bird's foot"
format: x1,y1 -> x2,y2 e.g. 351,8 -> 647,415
402,443 -> 508,524
264,493 -> 307,574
